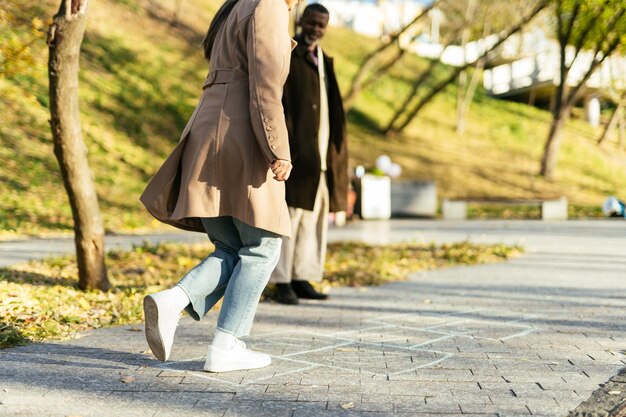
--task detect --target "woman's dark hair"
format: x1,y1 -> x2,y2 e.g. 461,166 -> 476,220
201,0 -> 240,61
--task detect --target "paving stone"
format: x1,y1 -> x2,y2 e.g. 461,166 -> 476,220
327,400 -> 394,412
157,410 -> 225,417
223,408 -> 289,417
459,403 -> 532,414
259,400 -> 329,416
298,392 -> 361,402
393,400 -> 462,413
292,409 -> 359,417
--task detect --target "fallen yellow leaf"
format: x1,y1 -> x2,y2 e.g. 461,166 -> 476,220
340,402 -> 355,410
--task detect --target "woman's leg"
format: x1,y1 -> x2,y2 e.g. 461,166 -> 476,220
144,216 -> 241,362
204,218 -> 282,372
215,218 -> 282,337
177,217 -> 242,321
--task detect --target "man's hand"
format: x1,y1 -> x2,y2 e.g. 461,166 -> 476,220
271,159 -> 292,181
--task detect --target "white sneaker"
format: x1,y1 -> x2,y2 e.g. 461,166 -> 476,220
204,339 -> 272,373
143,290 -> 183,361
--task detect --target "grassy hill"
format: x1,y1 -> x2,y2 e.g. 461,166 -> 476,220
2,0 -> 625,236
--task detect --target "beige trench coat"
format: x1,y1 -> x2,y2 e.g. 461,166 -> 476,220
140,0 -> 296,237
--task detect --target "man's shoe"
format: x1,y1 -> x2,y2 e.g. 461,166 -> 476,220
143,291 -> 182,361
204,339 -> 271,373
275,283 -> 299,305
292,280 -> 329,300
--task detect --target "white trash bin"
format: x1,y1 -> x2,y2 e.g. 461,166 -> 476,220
359,174 -> 391,220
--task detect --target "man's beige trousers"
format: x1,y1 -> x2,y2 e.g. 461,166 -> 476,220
271,175 -> 330,283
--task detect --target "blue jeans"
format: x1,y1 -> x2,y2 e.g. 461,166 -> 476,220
176,216 -> 282,337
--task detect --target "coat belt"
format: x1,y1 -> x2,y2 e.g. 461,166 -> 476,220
202,68 -> 237,90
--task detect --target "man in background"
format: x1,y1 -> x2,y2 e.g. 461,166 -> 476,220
271,3 -> 349,305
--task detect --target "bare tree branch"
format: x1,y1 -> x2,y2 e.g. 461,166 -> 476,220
565,17 -> 625,109
570,0 -> 611,65
343,0 -> 442,109
598,100 -> 624,145
386,0 -> 549,135
561,0 -> 582,45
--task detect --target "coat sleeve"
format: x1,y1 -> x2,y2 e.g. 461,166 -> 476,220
247,0 -> 291,163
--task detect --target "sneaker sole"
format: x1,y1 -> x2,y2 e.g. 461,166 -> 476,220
143,295 -> 166,361
203,358 -> 272,373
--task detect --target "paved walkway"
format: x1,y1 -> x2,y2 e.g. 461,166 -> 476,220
1,220 -> 625,417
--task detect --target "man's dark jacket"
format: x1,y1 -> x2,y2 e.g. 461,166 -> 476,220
282,37 -> 349,212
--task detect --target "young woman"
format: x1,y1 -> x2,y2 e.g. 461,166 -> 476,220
139,0 -> 299,373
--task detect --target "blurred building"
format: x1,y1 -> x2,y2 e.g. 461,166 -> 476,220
322,0 -> 428,38
482,36 -> 626,113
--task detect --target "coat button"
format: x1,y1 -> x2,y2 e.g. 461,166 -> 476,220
312,104 -> 318,110
264,117 -> 272,122
270,144 -> 277,150
266,125 -> 273,131
268,136 -> 275,141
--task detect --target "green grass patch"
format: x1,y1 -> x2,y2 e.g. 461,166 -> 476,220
0,241 -> 522,348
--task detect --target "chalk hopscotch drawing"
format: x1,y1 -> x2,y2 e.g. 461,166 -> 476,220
156,308 -> 540,386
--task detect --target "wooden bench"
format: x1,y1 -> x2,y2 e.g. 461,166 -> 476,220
442,197 -> 569,220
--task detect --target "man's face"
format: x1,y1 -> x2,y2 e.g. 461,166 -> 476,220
299,10 -> 329,46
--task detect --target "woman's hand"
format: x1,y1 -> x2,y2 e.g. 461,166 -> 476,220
271,159 -> 292,181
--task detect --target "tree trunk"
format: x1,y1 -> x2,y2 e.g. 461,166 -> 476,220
456,0 -> 485,135
597,101 -> 623,145
455,0 -> 474,135
456,59 -> 484,135
540,105 -> 569,180
456,70 -> 468,134
537,0 -> 618,180
619,106 -> 625,149
48,0 -> 110,291
540,33 -> 568,182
